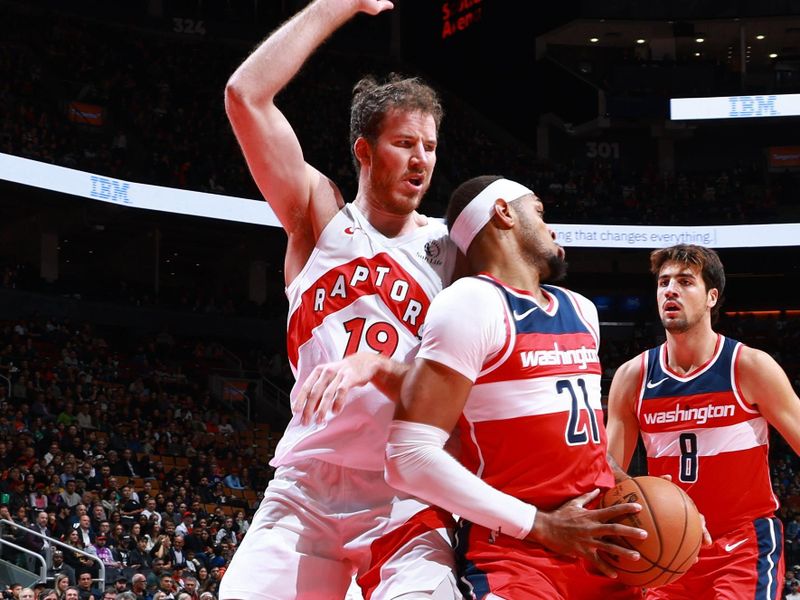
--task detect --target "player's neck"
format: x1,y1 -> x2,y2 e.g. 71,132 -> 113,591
665,328 -> 719,375
353,196 -> 425,238
479,263 -> 548,307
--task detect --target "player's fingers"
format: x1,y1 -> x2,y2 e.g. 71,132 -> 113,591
597,500 -> 642,521
293,369 -> 318,414
658,473 -> 673,482
597,520 -> 648,543
583,550 -> 620,579
699,513 -> 712,546
571,488 -> 601,508
595,539 -> 641,563
314,372 -> 346,423
300,370 -> 330,425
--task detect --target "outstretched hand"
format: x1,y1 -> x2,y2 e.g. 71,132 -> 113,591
293,353 -> 384,425
526,488 -> 647,579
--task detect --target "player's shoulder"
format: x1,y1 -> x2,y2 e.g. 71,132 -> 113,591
734,342 -> 777,372
439,274 -> 499,299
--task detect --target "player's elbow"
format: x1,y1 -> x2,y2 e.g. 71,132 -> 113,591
384,448 -> 412,493
224,76 -> 248,120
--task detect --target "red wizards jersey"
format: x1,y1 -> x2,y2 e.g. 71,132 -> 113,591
417,274 -> 615,512
637,335 -> 778,538
274,204 -> 458,471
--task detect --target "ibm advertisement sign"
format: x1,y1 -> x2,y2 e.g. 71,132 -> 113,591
670,93 -> 800,120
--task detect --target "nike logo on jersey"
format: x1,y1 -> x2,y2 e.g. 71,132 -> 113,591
512,307 -> 537,321
646,377 -> 669,389
724,539 -> 747,552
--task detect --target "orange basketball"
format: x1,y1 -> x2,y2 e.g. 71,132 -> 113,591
599,475 -> 703,588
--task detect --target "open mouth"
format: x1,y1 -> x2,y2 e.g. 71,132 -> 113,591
405,174 -> 425,188
662,301 -> 681,316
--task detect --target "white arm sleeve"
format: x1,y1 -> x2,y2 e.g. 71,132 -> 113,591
385,420 -> 537,540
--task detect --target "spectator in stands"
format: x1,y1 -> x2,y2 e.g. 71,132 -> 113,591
88,465 -> 110,493
26,510 -> 52,571
202,566 -> 221,597
37,589 -> 58,600
91,534 -> 123,582
50,509 -> 68,540
65,505 -> 86,530
193,567 -> 209,593
232,510 -> 248,540
74,513 -> 95,547
118,450 -> 140,478
787,569 -> 800,598
168,535 -> 188,571
174,512 -> 192,537
64,587 -> 79,600
59,480 -> 81,509
157,572 -> 177,600
787,515 -> 800,566
159,501 -> 178,527
89,505 -> 107,532
63,529 -> 93,575
212,517 -> 235,548
220,470 -> 242,491
118,486 -> 142,527
125,535 -> 151,574
47,549 -> 75,585
150,535 -> 173,570
18,588 -> 35,600
111,577 -> 128,596
75,572 -> 99,600
99,490 -> 117,516
129,573 -> 147,600
28,483 -> 48,512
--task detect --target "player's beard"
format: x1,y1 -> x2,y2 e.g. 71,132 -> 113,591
661,308 -> 700,334
543,252 -> 568,283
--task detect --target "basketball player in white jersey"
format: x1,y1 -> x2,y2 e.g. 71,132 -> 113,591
220,0 -> 462,598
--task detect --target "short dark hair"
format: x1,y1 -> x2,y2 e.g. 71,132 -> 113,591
349,73 -> 443,172
649,244 -> 726,324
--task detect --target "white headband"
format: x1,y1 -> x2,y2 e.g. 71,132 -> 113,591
449,178 -> 534,255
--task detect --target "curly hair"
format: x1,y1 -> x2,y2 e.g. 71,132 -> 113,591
349,73 -> 443,172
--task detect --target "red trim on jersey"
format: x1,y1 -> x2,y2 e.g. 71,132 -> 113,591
562,287 -> 598,342
287,252 -> 432,367
480,293 -> 513,376
357,506 -> 455,599
662,334 -> 722,379
476,272 -> 554,311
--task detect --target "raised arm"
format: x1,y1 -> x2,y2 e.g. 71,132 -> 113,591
224,0 -> 394,281
605,356 -> 645,471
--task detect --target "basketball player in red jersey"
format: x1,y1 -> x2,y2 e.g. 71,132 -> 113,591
221,0 -> 462,598
301,176 -> 649,598
607,244 -> 800,599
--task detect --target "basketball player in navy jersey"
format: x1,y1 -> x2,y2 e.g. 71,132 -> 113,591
607,244 -> 800,599
220,0 -> 462,598
299,175 -> 648,599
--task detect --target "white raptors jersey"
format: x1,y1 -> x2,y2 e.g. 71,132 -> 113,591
274,203 -> 458,471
